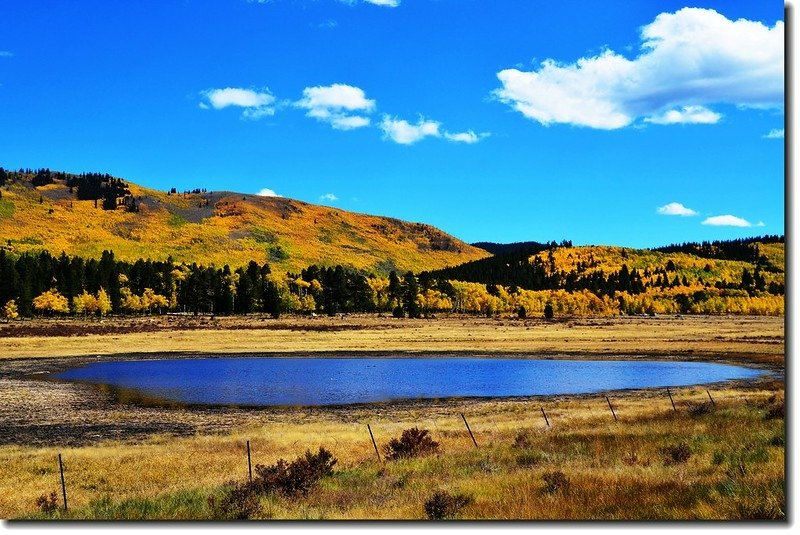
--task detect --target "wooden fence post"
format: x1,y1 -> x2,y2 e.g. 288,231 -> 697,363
58,453 -> 67,512
605,396 -> 618,422
540,407 -> 550,427
246,440 -> 252,483
707,389 -> 716,407
461,413 -> 479,448
367,424 -> 381,462
667,389 -> 677,412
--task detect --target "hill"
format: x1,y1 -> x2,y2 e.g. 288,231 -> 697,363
0,168 -> 489,274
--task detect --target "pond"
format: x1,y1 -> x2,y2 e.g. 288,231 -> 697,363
50,357 -> 766,407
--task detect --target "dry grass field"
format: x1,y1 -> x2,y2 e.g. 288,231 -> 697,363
0,314 -> 785,520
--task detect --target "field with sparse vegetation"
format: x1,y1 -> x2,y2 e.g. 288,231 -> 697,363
0,314 -> 784,520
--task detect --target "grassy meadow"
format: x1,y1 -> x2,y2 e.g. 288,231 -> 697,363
0,314 -> 785,520
3,383 -> 785,520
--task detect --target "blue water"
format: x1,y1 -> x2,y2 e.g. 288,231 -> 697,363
51,357 -> 765,407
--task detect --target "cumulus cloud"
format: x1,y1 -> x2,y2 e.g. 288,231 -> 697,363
256,188 -> 282,197
200,87 -> 276,119
296,83 -> 375,130
645,106 -> 722,125
380,116 -> 488,145
657,202 -> 698,216
763,128 -> 784,139
319,193 -> 338,202
494,8 -> 783,129
380,116 -> 441,144
702,215 -> 753,227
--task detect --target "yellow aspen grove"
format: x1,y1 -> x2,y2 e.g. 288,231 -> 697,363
32,290 -> 70,315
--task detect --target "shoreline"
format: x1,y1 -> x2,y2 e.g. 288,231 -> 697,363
0,349 -> 782,448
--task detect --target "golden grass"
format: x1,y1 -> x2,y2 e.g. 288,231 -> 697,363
0,314 -> 784,367
0,384 -> 784,520
0,314 -> 784,519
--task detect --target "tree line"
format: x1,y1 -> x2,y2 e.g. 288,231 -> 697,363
0,246 -> 785,320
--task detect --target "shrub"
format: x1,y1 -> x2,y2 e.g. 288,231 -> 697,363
208,482 -> 261,520
687,402 -> 713,417
765,402 -> 784,420
517,306 -> 527,319
35,491 -> 58,515
663,442 -> 692,465
543,303 -> 554,319
542,471 -> 570,494
424,491 -> 473,520
253,447 -> 337,498
383,428 -> 439,460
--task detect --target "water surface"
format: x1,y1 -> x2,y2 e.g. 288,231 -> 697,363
51,357 -> 765,407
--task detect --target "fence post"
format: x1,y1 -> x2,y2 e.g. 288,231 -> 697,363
540,407 -> 550,427
605,396 -> 618,422
367,424 -> 381,462
707,389 -> 716,407
58,453 -> 67,512
246,440 -> 252,483
667,389 -> 677,412
461,413 -> 479,448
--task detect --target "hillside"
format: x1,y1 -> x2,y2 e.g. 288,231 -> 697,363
0,169 -> 489,274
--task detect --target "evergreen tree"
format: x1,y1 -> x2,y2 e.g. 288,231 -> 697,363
403,271 -> 420,319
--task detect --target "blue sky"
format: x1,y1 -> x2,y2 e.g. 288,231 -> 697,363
0,0 -> 785,248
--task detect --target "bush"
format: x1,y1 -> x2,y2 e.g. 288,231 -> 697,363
35,491 -> 58,515
383,428 -> 439,460
543,303 -> 554,319
253,447 -> 337,498
208,482 -> 261,520
765,402 -> 784,420
517,306 -> 527,319
663,442 -> 692,465
542,471 -> 570,494
392,306 -> 405,318
424,491 -> 473,520
687,402 -> 713,417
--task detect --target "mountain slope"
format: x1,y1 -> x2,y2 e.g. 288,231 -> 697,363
0,171 -> 489,273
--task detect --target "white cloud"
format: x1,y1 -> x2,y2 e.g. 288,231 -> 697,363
763,128 -> 784,139
319,193 -> 338,202
756,221 -> 766,227
443,130 -> 490,144
0,51 -> 12,58
200,87 -> 276,119
380,116 -> 488,145
645,106 -> 722,125
702,215 -> 753,227
657,202 -> 698,216
380,116 -> 441,144
256,188 -> 282,197
494,8 -> 783,129
296,83 -> 375,130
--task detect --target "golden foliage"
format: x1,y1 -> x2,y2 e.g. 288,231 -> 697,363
32,290 -> 70,315
0,179 -> 488,273
2,300 -> 19,320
